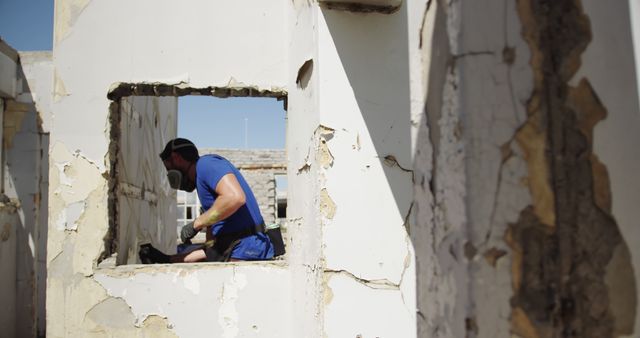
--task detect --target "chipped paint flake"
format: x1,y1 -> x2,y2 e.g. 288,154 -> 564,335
320,188 -> 336,220
317,125 -> 335,169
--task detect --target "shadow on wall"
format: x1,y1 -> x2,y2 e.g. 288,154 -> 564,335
321,5 -> 413,226
2,64 -> 49,337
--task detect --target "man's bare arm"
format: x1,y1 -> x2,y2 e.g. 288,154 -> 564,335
193,173 -> 246,231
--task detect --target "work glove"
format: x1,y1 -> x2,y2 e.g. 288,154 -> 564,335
180,221 -> 198,244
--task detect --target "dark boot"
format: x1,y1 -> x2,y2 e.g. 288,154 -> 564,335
139,243 -> 170,264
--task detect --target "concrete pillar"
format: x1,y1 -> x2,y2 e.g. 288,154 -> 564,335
412,0 -> 640,337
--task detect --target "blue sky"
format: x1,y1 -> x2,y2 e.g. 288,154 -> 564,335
178,96 -> 285,149
0,0 -> 286,150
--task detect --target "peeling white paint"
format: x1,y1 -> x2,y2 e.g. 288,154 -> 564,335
54,162 -> 73,187
55,201 -> 84,231
218,270 -> 248,338
95,265 -> 292,338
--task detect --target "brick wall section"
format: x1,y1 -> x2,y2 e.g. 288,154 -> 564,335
199,148 -> 286,224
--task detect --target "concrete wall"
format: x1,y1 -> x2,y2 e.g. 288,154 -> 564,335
0,44 -> 52,338
1,48 -> 52,338
116,96 -> 177,265
49,0 -> 420,336
45,0 -> 640,336
412,0 -> 640,337
317,4 -> 416,337
0,39 -> 18,99
47,0 -> 292,336
285,3 -> 325,337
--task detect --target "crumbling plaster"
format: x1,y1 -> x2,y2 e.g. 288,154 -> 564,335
94,264 -> 293,338
319,0 -> 413,291
572,0 -> 640,334
411,0 -> 640,337
316,2 -> 417,336
49,0 -> 291,336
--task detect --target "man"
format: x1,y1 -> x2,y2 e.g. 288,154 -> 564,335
140,138 -> 274,263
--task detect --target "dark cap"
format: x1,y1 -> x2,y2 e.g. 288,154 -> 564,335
159,138 -> 199,162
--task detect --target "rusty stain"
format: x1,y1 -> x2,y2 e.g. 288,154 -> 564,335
483,247 -> 507,267
514,121 -> 555,228
507,0 -> 637,336
511,306 -> 542,338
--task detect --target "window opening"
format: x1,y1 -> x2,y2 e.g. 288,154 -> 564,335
103,83 -> 287,266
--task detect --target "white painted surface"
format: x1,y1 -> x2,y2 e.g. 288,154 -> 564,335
95,264 -> 293,338
117,95 -> 177,264
574,1 -> 640,334
52,0 -> 288,169
285,2 -> 325,338
324,272 -> 414,338
318,0 -> 412,291
19,52 -> 54,131
317,4 -> 416,336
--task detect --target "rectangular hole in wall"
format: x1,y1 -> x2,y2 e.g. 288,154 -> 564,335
102,84 -> 287,266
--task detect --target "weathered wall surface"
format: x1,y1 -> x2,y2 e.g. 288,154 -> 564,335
0,39 -> 18,99
48,0 -> 289,336
1,49 -> 52,338
116,96 -> 177,264
0,201 -> 19,338
317,3 -> 416,337
13,51 -> 53,338
200,148 -> 286,225
93,263 -> 292,338
285,2 -> 325,338
412,0 -> 639,337
575,1 -> 640,335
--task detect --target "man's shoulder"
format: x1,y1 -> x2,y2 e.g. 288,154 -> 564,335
198,154 -> 226,165
196,154 -> 234,172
